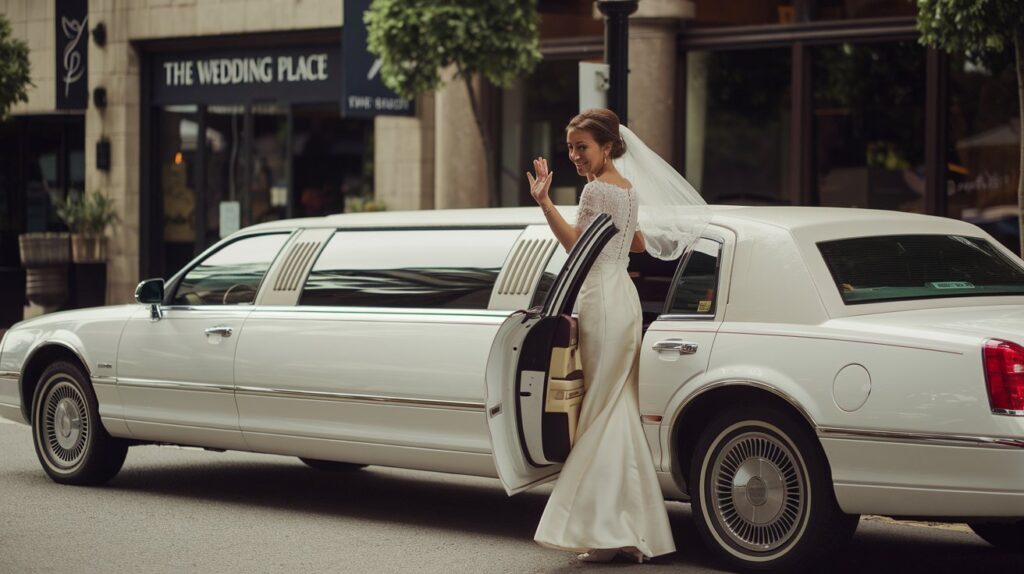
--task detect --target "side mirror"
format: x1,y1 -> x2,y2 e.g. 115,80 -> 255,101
134,278 -> 165,320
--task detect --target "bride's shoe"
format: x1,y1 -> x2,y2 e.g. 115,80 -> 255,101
576,548 -> 619,563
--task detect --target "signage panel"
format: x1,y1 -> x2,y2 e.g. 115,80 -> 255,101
152,46 -> 342,105
56,0 -> 89,110
341,0 -> 414,118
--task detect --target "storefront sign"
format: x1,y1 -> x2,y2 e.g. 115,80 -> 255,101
152,47 -> 342,105
341,0 -> 414,118
56,0 -> 88,110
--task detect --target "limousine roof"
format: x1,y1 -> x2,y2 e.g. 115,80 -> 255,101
244,205 -> 974,235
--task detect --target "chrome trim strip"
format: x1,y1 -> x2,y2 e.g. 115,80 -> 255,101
0,371 -> 19,382
657,314 -> 715,321
234,385 -> 486,411
91,376 -> 117,385
817,426 -> 1024,450
992,408 -> 1024,417
117,379 -> 235,393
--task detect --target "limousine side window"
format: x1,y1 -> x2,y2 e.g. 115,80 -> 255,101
666,238 -> 722,317
300,228 -> 522,309
172,233 -> 290,306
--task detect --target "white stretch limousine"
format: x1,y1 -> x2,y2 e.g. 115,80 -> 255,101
2,205 -> 1023,570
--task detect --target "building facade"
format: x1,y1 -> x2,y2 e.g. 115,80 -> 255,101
0,0 -> 1019,328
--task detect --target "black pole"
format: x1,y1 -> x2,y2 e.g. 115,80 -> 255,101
597,0 -> 638,125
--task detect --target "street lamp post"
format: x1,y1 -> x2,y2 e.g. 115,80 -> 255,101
596,0 -> 638,124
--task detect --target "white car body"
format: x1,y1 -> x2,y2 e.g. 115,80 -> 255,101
2,205 -> 1023,528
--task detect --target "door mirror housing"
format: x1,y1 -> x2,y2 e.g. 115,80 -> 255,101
135,278 -> 164,304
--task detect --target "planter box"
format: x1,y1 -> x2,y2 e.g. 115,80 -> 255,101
18,232 -> 71,268
71,234 -> 108,264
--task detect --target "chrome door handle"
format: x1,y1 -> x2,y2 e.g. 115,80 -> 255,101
652,339 -> 698,355
204,326 -> 233,338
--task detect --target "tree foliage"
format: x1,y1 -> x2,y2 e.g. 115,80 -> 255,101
365,0 -> 541,100
0,15 -> 32,121
917,0 -> 1023,71
917,0 -> 1024,254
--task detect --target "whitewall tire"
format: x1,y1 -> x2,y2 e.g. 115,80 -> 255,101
31,361 -> 128,485
689,405 -> 858,571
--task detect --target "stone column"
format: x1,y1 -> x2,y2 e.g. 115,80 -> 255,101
434,69 -> 489,209
87,3 -> 141,305
625,0 -> 693,161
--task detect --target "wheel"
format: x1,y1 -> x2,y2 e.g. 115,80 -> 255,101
969,520 -> 1024,552
31,360 -> 128,485
689,405 -> 859,571
299,458 -> 367,472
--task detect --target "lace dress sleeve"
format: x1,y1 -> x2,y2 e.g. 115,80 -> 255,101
575,182 -> 599,231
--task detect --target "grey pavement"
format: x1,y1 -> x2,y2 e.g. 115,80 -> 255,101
0,421 -> 1021,573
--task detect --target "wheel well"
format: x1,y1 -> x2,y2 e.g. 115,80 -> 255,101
670,385 -> 819,496
20,345 -> 90,423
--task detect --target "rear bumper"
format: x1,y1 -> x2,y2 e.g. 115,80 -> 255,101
0,370 -> 25,424
822,435 -> 1024,518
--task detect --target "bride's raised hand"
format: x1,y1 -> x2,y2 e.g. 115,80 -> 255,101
527,157 -> 553,204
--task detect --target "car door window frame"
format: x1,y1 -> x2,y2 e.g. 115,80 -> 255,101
164,231 -> 294,308
658,236 -> 725,321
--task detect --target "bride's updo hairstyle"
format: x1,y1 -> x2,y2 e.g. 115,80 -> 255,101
566,108 -> 626,159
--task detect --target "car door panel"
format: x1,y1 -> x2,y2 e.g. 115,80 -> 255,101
234,308 -> 504,459
640,235 -> 731,471
486,214 -> 618,495
116,306 -> 251,450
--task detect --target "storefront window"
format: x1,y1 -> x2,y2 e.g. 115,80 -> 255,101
946,55 -> 1020,253
158,105 -> 199,276
292,105 -> 372,217
500,59 -> 581,207
204,105 -> 246,247
251,104 -> 289,224
686,49 -> 792,204
811,41 -> 926,212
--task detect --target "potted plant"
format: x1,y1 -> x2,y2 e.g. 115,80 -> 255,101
55,192 -> 119,264
18,231 -> 70,267
17,231 -> 71,308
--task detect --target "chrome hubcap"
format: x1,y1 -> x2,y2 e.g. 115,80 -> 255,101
711,431 -> 805,552
42,380 -> 89,468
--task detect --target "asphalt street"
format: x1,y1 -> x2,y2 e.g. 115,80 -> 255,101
0,418 -> 1020,573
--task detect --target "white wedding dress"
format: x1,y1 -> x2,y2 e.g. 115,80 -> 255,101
533,179 -> 676,558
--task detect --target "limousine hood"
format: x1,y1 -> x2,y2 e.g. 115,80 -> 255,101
828,304 -> 1024,348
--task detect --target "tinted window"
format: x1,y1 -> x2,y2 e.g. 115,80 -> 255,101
818,235 -> 1024,304
300,229 -> 521,309
172,233 -> 289,305
667,239 -> 722,316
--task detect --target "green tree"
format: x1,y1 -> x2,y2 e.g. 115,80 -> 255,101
0,14 -> 31,121
916,0 -> 1024,253
365,0 -> 541,206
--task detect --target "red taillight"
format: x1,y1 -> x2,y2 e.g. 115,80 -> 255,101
983,339 -> 1024,413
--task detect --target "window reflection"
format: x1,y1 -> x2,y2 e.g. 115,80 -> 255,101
172,233 -> 289,306
812,41 -> 925,212
946,55 -> 1020,254
686,49 -> 791,205
301,229 -> 522,309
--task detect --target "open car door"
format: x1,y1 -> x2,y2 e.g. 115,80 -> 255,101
485,214 -> 618,495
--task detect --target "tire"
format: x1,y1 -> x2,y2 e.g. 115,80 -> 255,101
31,360 -> 128,485
969,520 -> 1024,552
689,405 -> 859,571
299,458 -> 367,472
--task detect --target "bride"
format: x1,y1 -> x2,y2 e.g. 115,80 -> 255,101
526,108 -> 707,563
